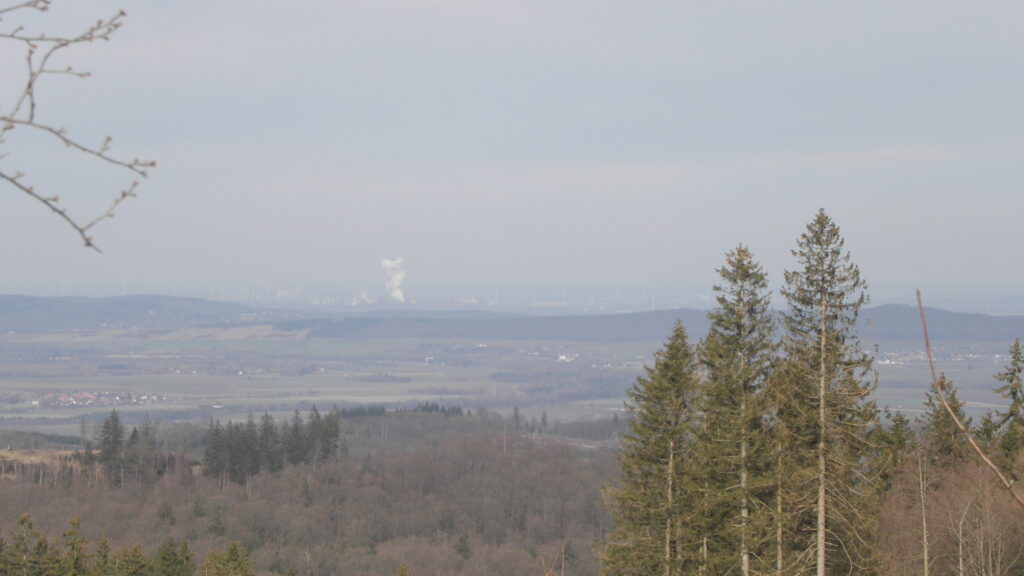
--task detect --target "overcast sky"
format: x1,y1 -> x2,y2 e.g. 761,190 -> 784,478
1,2 -> 1022,311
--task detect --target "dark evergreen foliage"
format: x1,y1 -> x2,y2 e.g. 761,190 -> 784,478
697,245 -> 777,576
919,374 -> 971,466
778,209 -> 880,576
995,339 -> 1024,468
202,406 -> 343,484
0,518 -> 230,576
604,321 -> 701,576
98,409 -> 125,484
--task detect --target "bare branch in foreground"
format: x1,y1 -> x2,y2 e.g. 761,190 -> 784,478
0,1 -> 154,250
916,289 -> 1024,511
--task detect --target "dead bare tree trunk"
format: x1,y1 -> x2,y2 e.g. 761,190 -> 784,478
918,454 -> 931,576
917,291 -> 1024,510
665,441 -> 674,576
950,498 -> 973,576
775,413 -> 785,576
816,304 -> 828,576
741,392 -> 751,576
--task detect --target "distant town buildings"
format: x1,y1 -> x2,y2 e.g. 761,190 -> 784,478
20,390 -> 167,409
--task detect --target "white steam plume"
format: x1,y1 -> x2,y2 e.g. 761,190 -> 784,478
380,257 -> 406,302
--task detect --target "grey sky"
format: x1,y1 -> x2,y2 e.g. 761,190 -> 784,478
1,2 -> 1022,311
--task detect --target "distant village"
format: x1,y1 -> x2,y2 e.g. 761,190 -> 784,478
875,345 -> 1007,366
16,390 -> 167,409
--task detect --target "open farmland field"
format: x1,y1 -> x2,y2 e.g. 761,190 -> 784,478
0,328 -> 652,433
867,339 -> 1017,416
0,322 -> 1016,435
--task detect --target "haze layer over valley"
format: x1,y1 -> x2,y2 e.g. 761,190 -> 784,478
0,295 -> 1017,436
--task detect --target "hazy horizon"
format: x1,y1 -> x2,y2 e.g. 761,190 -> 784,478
0,280 -> 1019,317
2,2 -> 1022,314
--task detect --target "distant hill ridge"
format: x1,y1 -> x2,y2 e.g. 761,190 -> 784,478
0,295 -> 1020,343
0,294 -> 251,332
304,306 -> 1024,343
304,309 -> 711,343
859,303 -> 1024,342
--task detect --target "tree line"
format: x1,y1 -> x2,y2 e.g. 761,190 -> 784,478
604,209 -> 1024,576
203,407 -> 343,487
68,411 -> 186,488
0,415 -> 614,576
875,339 -> 1024,575
5,401 -> 618,495
0,515 -> 254,576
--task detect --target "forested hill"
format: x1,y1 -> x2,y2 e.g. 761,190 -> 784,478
304,305 -> 1023,343
0,295 -> 1021,342
0,295 -> 255,332
302,309 -> 708,342
859,304 -> 1024,342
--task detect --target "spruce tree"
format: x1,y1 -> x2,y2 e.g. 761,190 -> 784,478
124,427 -> 141,483
258,412 -> 283,473
284,411 -> 308,465
242,414 -> 261,480
98,410 -> 125,485
201,543 -> 256,576
877,409 -> 913,490
138,415 -> 159,477
153,538 -> 195,576
112,544 -> 149,576
780,209 -> 879,576
323,406 -> 342,459
766,356 -> 819,574
975,411 -> 1002,452
225,421 -> 249,485
203,420 -> 228,486
604,321 -> 701,576
307,406 -> 324,469
59,519 -> 89,576
91,538 -> 112,576
9,515 -> 57,576
995,339 -> 1024,467
919,374 -> 971,466
698,245 -> 776,576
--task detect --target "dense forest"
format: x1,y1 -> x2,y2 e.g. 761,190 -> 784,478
0,407 -> 622,576
3,210 -> 1024,576
604,210 -> 1024,576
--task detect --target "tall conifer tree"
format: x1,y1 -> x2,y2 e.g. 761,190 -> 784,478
995,339 -> 1024,466
258,412 -> 283,473
153,538 -> 196,576
780,209 -> 879,576
203,421 -> 228,486
698,245 -> 776,576
284,411 -> 308,466
604,321 -> 702,576
98,410 -> 125,485
919,374 -> 971,466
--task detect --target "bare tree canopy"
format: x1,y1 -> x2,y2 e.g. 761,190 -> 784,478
0,0 -> 154,251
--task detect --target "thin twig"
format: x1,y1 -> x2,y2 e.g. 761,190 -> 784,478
0,2 -> 150,250
916,289 -> 1024,510
0,0 -> 47,17
0,169 -> 102,251
4,119 -> 153,176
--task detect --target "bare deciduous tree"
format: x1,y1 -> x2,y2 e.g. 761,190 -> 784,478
0,0 -> 154,251
917,290 -> 1024,510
